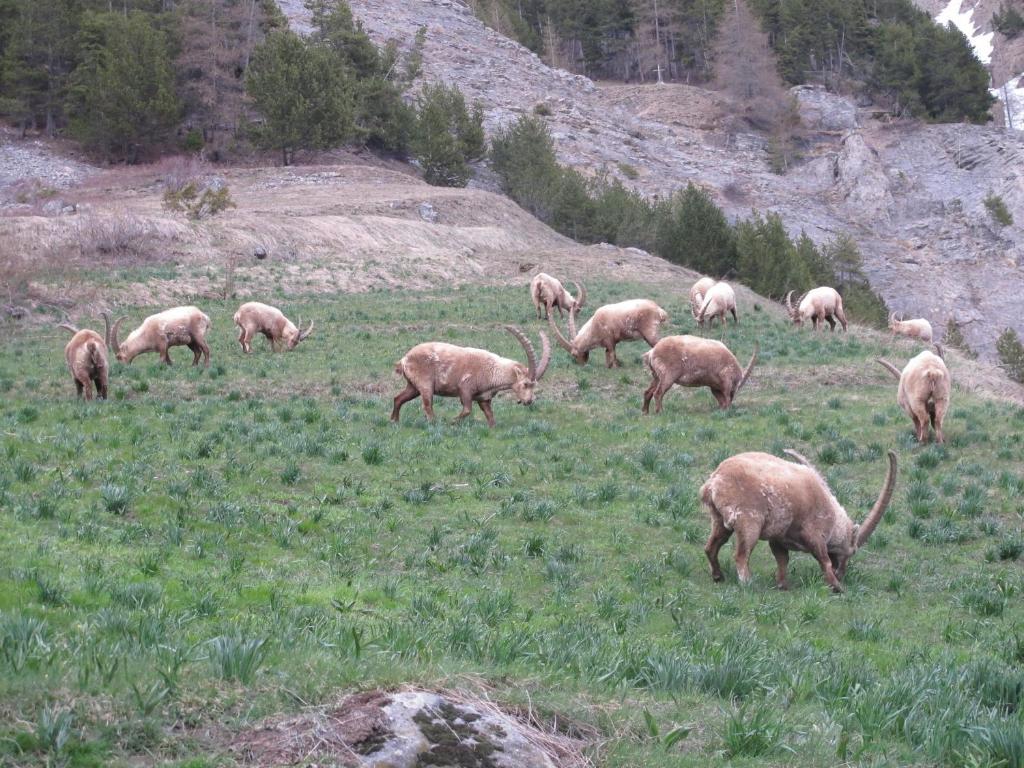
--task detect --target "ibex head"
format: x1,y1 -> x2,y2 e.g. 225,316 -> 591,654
783,448 -> 898,580
785,290 -> 805,325
284,318 -> 315,350
548,282 -> 589,363
505,325 -> 550,404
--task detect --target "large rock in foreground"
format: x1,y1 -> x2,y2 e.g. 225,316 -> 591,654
231,689 -> 586,767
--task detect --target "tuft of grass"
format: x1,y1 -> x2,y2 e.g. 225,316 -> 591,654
208,633 -> 267,684
720,702 -> 790,757
100,484 -> 132,514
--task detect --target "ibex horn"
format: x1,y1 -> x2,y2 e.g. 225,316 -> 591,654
739,342 -> 758,389
875,358 -> 902,380
506,325 -> 538,381
110,315 -> 128,355
547,311 -> 575,354
857,451 -> 898,547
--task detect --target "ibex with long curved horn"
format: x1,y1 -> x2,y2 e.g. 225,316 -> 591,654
786,287 -> 847,332
876,348 -> 950,443
548,284 -> 668,368
530,273 -> 583,320
888,313 -> 933,343
106,306 -> 212,367
58,316 -> 110,400
701,449 -> 897,593
391,326 -> 550,427
697,281 -> 738,328
642,337 -> 757,412
233,302 -> 314,353
689,277 -> 716,321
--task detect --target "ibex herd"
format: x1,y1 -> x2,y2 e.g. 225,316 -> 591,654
54,269 -> 960,593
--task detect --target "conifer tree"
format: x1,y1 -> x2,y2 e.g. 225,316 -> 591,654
69,11 -> 180,161
997,328 -> 1024,383
245,29 -> 355,165
411,83 -> 485,187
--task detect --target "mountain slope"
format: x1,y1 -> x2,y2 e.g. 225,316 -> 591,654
274,0 -> 1024,359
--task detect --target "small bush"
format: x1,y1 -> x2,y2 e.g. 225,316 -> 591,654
163,181 -> 236,220
74,212 -> 157,259
617,162 -> 639,180
993,3 -> 1024,37
996,328 -> 1024,383
984,192 -> 1014,227
944,317 -> 977,358
532,102 -> 553,116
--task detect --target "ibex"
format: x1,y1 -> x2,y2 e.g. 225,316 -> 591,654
548,285 -> 668,368
58,317 -> 110,400
107,306 -> 212,367
233,302 -> 314,353
786,287 -> 847,331
642,337 -> 757,412
876,348 -> 951,443
530,273 -> 582,319
697,281 -> 738,328
702,449 -> 897,593
689,277 -> 716,320
391,326 -> 550,427
888,313 -> 933,343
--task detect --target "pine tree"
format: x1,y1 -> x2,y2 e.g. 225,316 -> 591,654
69,11 -> 180,161
653,183 -> 736,275
490,115 -> 561,219
996,328 -> 1024,383
245,29 -> 355,165
411,83 -> 485,187
734,212 -> 809,297
0,0 -> 83,136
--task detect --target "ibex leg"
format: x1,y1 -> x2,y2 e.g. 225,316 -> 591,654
477,399 -> 496,427
769,541 -> 790,590
811,541 -> 844,593
704,511 -> 732,582
390,383 -> 419,422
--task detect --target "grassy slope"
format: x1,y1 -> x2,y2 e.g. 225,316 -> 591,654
1,281 -> 1023,767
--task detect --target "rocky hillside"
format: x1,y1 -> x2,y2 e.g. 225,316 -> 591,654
275,0 -> 1024,359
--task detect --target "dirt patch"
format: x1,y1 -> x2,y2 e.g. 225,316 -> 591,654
231,690 -> 392,766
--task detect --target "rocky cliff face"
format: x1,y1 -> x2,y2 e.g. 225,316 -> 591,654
277,0 -> 1024,359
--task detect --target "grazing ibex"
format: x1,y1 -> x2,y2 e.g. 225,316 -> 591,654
689,277 -> 716,320
697,281 -> 738,328
642,337 -> 756,412
233,302 -> 314,353
786,287 -> 847,332
107,306 -> 212,367
58,317 -> 109,400
876,348 -> 951,443
702,449 -> 897,593
548,285 -> 668,368
888,313 -> 933,343
530,273 -> 582,320
391,326 -> 550,427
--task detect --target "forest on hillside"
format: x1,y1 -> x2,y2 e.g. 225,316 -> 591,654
469,0 -> 994,122
0,0 -> 287,160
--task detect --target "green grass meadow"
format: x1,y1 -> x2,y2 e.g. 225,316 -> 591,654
1,282 -> 1023,766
